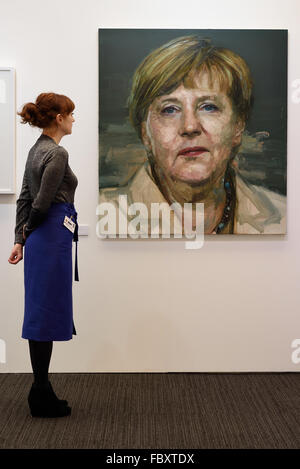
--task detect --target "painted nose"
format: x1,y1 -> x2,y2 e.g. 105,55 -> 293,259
180,109 -> 202,137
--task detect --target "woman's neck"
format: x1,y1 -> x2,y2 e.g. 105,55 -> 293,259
42,129 -> 64,145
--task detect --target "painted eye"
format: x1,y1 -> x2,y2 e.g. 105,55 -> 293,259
200,103 -> 218,112
161,106 -> 180,115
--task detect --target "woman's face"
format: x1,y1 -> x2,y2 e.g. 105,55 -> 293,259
142,72 -> 244,186
58,112 -> 75,135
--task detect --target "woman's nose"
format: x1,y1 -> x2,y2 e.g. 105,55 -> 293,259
180,109 -> 202,136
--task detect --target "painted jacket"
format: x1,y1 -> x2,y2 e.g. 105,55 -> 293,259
99,160 -> 286,235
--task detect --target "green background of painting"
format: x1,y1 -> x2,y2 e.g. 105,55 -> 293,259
99,29 -> 287,195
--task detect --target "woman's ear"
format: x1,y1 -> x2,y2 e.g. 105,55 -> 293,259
56,114 -> 63,125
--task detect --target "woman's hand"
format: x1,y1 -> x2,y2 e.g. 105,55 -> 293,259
8,243 -> 23,265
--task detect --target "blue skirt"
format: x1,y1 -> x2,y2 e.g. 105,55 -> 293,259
22,202 -> 78,341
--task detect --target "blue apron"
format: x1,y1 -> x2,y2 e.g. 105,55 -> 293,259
22,202 -> 79,341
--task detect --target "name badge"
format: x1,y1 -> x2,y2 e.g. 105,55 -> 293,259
63,216 -> 76,233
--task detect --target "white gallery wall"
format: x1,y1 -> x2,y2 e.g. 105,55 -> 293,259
0,0 -> 299,372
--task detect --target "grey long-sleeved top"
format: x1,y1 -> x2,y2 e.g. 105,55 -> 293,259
14,134 -> 78,245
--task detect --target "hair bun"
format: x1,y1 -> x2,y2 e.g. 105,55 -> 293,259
18,102 -> 40,127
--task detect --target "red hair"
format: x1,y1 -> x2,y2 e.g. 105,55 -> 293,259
18,92 -> 75,128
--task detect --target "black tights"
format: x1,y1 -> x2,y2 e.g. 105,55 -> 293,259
28,340 -> 53,387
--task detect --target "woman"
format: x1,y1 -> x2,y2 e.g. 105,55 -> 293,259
8,92 -> 78,417
99,36 -> 286,235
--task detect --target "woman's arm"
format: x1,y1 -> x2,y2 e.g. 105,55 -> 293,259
14,170 -> 32,245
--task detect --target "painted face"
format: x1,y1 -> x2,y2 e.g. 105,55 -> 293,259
142,72 -> 244,186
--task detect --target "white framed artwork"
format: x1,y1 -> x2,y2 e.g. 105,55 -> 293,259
0,67 -> 15,194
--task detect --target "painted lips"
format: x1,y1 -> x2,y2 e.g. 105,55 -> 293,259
178,146 -> 208,157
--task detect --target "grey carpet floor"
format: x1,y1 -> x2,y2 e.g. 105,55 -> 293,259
0,373 -> 299,449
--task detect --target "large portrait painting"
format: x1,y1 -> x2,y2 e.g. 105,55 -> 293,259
98,29 -> 287,238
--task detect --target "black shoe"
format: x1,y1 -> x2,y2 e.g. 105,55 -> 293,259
28,382 -> 71,418
46,381 -> 69,407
